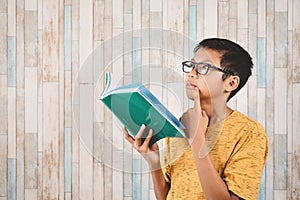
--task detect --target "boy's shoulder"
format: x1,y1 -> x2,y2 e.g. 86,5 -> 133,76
228,110 -> 266,133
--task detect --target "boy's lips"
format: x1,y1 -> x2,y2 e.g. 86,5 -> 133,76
186,82 -> 198,89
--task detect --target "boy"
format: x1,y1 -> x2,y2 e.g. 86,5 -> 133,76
123,38 -> 268,200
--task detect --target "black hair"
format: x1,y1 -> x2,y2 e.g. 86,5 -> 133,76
194,38 -> 253,101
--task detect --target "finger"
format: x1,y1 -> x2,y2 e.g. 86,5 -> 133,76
134,124 -> 147,147
141,128 -> 153,148
123,127 -> 135,145
193,87 -> 201,110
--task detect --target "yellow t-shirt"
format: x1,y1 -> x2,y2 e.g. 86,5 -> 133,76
162,110 -> 268,200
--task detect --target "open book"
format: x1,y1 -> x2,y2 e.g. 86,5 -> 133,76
100,72 -> 185,145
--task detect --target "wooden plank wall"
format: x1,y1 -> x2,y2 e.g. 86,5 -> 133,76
0,0 -> 299,199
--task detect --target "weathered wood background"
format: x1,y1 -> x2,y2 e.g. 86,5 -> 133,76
0,0 -> 299,199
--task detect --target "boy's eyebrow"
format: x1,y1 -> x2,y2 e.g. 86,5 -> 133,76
190,58 -> 213,64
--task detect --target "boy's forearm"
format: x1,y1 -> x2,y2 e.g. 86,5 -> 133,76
151,168 -> 169,200
191,133 -> 232,199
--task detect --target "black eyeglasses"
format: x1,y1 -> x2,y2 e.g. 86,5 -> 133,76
182,61 -> 234,76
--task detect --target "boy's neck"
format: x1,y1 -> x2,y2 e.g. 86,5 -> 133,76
200,97 -> 232,126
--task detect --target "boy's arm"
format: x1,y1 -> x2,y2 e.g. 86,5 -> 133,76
190,135 -> 241,199
150,167 -> 170,200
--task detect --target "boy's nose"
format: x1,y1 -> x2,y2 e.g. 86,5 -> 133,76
187,68 -> 198,78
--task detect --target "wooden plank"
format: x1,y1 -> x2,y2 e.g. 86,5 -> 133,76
132,158 -> 141,200
189,5 -> 197,57
275,0 -> 287,12
112,0 -> 123,28
249,0 -> 257,14
247,76 -> 257,120
257,88 -> 266,128
79,145 -> 93,199
93,41 -> 104,123
37,0 -> 42,30
25,11 -> 38,68
94,0 -> 104,41
65,193 -> 72,200
258,0 -> 266,37
37,152 -> 43,200
58,2 -> 65,199
292,1 -> 300,83
72,0 -> 79,41
0,0 -> 7,12
274,134 -> 287,189
124,0 -> 132,14
64,71 -> 72,127
237,0 -> 248,29
93,156 -> 104,200
258,167 -> 266,200
8,158 -> 16,200
64,128 -> 72,193
16,1 -> 25,199
0,13 -> 7,74
141,159 -> 149,200
71,163 -> 79,200
79,0 -> 93,80
150,0 -> 162,12
257,37 -> 266,88
42,0 -> 59,82
141,0 -> 149,29
42,82 -> 59,199
287,0 -> 292,30
8,37 -> 16,87
0,75 -> 8,134
218,1 -> 229,38
292,83 -> 300,198
25,67 -> 37,133
64,5 -> 72,70
8,87 -> 16,159
141,1 -> 149,83
0,135 -> 7,196
113,150 -> 124,200
204,0 -> 217,37
25,0 -> 37,11
265,1 -> 275,199
274,68 -> 287,134
16,93 -> 25,200
25,133 -> 38,189
7,0 -> 16,36
104,101 -> 113,199
104,0 -> 112,19
287,153 -> 292,199
123,141 -> 133,197
132,0 -> 141,30
248,13 -> 257,75
196,0 -> 204,41
79,84 -> 93,200
25,189 -> 37,200
132,37 -> 141,82
275,12 -> 288,68
274,190 -> 287,200
16,0 -> 25,95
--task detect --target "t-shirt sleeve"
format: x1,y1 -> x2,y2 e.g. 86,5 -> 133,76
161,138 -> 171,183
223,124 -> 268,200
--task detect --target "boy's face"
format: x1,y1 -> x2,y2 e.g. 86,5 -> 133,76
185,48 -> 227,103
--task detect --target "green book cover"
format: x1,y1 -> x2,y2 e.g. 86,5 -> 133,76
100,72 -> 185,145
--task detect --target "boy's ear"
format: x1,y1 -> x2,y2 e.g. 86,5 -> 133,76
225,75 -> 240,92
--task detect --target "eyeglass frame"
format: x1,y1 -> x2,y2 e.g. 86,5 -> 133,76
182,60 -> 234,76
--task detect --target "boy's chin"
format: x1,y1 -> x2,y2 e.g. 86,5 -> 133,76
186,91 -> 196,100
